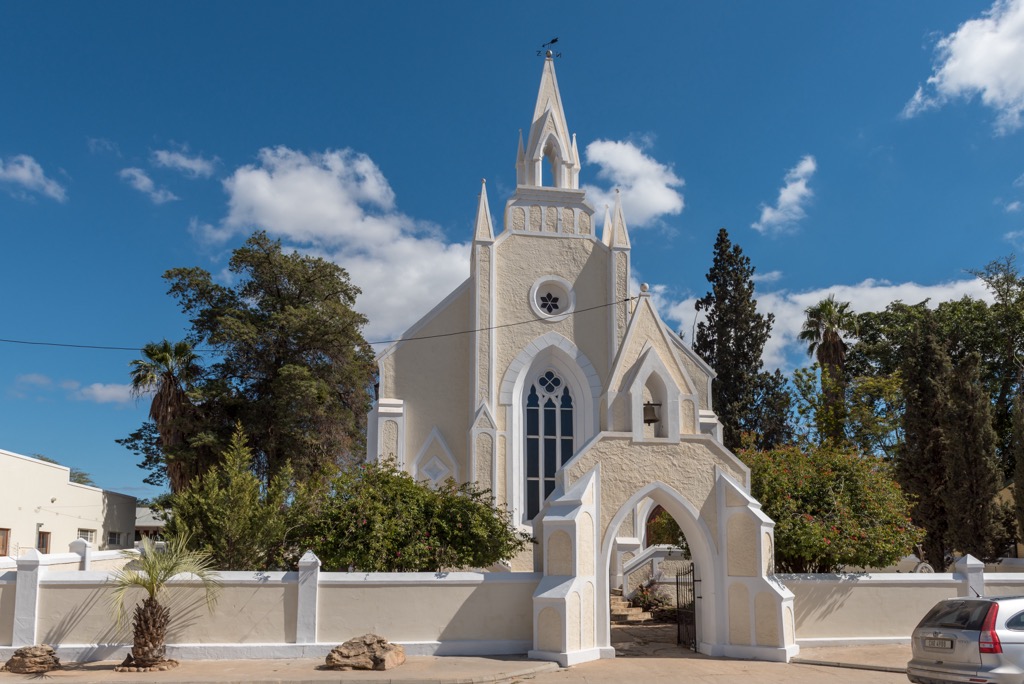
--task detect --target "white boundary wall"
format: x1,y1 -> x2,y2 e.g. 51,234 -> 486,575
780,555 -> 1024,646
0,548 -> 540,662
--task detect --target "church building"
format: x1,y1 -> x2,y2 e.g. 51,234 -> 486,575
367,54 -> 797,666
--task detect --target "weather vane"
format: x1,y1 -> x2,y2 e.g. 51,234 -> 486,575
537,37 -> 562,58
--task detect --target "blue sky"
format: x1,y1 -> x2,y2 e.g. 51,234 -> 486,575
2,2 -> 1023,499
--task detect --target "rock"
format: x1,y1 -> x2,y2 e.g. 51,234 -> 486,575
325,634 -> 406,671
3,644 -> 61,674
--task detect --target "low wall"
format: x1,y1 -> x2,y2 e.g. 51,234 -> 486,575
0,549 -> 542,662
780,556 -> 1024,646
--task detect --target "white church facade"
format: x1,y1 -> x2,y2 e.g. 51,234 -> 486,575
367,55 -> 797,666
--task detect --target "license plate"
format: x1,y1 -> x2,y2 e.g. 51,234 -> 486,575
924,638 -> 953,649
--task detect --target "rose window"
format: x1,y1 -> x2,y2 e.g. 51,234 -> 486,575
539,293 -> 560,314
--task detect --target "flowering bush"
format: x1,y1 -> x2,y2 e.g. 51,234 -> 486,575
739,444 -> 923,573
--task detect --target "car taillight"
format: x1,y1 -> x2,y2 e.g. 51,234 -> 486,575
979,603 -> 1001,654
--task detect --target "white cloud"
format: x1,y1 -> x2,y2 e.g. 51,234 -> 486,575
1006,230 -> 1024,248
0,155 -> 67,202
204,146 -> 471,342
752,155 -> 817,235
1015,172 -> 1024,188
119,168 -> 178,204
582,139 -> 684,227
16,373 -> 52,387
71,382 -> 133,404
659,278 -> 992,371
1007,200 -> 1022,212
153,149 -> 216,178
87,137 -> 121,156
753,270 -> 784,284
902,0 -> 1024,134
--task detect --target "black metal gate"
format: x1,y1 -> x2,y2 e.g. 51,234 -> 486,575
676,565 -> 699,651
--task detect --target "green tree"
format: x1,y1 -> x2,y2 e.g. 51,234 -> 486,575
694,228 -> 779,450
110,535 -> 219,668
944,353 -> 1009,562
165,425 -> 299,570
299,460 -> 533,572
897,313 -> 954,569
740,444 -> 923,573
799,295 -> 858,444
33,454 -> 96,487
1012,395 -> 1024,546
123,231 -> 377,486
129,340 -> 204,492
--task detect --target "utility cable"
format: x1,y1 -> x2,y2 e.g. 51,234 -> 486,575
0,296 -> 637,353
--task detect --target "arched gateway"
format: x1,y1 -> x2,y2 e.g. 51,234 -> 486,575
368,55 -> 797,667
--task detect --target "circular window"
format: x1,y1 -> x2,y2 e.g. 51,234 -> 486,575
529,276 -> 576,322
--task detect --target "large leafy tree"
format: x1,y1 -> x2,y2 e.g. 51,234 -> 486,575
124,231 -> 377,486
299,460 -> 533,572
694,228 -> 779,450
740,443 -> 922,573
129,340 -> 204,492
799,295 -> 858,444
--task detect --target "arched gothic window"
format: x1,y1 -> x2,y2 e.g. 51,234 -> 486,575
525,370 -> 574,519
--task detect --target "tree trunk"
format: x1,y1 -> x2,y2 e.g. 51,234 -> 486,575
131,597 -> 170,666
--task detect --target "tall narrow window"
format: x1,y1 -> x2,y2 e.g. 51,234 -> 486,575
37,531 -> 50,554
525,370 -> 574,519
0,528 -> 9,557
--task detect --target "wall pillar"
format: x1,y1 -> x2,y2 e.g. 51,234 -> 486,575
296,550 -> 320,644
955,555 -> 985,598
12,550 -> 42,647
69,538 -> 92,571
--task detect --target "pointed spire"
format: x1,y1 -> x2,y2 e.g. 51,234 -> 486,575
522,55 -> 579,189
609,189 -> 631,249
473,179 -> 494,243
601,204 -> 614,245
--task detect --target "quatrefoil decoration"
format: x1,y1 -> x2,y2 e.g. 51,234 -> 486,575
539,292 -> 560,314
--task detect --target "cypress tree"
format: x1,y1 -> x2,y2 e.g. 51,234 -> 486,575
694,228 -> 775,450
944,353 -> 1004,562
897,313 -> 953,569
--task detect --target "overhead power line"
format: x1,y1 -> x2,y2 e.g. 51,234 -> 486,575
0,296 -> 637,354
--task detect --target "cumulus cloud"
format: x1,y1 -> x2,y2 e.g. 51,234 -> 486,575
153,149 -> 216,178
119,168 -> 178,204
902,0 -> 1024,134
659,277 -> 992,371
583,139 -> 684,228
70,382 -> 133,404
752,156 -> 817,235
202,146 -> 471,342
0,155 -> 67,202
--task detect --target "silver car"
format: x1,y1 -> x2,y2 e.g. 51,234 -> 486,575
908,596 -> 1024,683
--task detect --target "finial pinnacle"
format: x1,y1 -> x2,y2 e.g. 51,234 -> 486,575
640,283 -> 650,293
546,49 -> 553,58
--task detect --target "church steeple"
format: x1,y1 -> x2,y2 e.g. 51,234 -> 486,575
519,53 -> 579,189
473,179 -> 494,243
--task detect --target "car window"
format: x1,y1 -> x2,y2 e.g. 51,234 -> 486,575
917,600 -> 991,630
1006,611 -> 1024,631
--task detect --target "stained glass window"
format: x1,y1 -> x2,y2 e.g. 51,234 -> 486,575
525,371 -> 573,519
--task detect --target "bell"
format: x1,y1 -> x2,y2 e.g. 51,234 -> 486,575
643,402 -> 661,425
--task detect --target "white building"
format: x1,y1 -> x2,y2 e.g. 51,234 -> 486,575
0,448 -> 136,558
367,55 -> 797,665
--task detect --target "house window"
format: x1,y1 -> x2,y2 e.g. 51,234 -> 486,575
77,529 -> 96,544
0,528 -> 9,557
525,371 -> 574,519
37,531 -> 50,554
107,531 -> 121,547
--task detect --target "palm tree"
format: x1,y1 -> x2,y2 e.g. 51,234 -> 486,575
799,294 -> 858,373
799,295 -> 859,444
111,535 -> 219,668
130,340 -> 202,492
